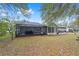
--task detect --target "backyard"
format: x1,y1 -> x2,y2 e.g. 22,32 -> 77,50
0,33 -> 79,56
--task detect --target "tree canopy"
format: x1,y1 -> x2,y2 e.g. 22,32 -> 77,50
74,17 -> 79,26
0,18 -> 8,36
41,3 -> 79,27
0,3 -> 29,40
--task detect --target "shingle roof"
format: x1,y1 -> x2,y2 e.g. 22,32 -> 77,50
15,20 -> 44,27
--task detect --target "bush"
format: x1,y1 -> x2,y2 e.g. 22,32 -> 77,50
0,32 -> 7,36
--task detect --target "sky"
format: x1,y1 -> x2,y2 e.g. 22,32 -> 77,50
28,3 -> 42,23
0,3 -> 42,23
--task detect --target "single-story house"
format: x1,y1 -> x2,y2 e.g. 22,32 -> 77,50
15,21 -> 67,36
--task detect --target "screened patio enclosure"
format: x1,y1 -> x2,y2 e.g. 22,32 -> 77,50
15,21 -> 56,36
15,21 -> 68,36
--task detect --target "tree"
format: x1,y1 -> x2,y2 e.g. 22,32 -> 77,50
41,3 -> 79,36
41,3 -> 79,27
73,18 -> 79,40
0,3 -> 29,40
0,18 -> 8,36
74,17 -> 79,26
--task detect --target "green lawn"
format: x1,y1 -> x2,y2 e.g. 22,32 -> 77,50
0,33 -> 79,56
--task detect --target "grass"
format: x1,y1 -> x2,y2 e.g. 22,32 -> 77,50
0,33 -> 11,48
0,33 -> 79,56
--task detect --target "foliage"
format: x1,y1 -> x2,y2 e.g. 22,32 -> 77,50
0,4 -> 29,40
1,4 -> 29,17
0,32 -> 10,41
0,18 -> 8,36
41,3 -> 79,27
74,17 -> 79,26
